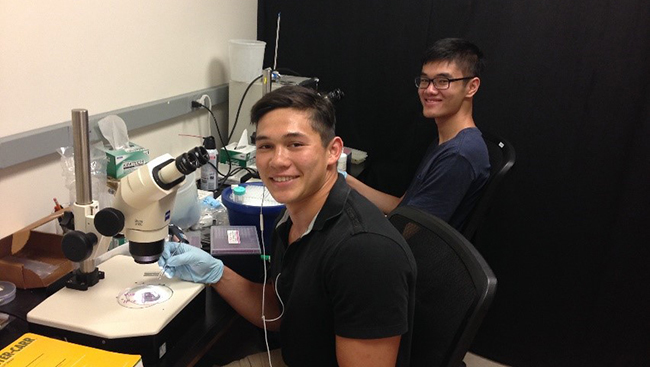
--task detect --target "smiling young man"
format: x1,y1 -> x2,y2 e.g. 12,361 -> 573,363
158,86 -> 416,367
346,38 -> 490,230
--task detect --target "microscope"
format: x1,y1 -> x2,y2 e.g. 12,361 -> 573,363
93,146 -> 208,263
59,110 -> 209,290
27,109 -> 212,364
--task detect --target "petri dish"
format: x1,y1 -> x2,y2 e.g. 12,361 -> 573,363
0,281 -> 16,306
117,284 -> 173,309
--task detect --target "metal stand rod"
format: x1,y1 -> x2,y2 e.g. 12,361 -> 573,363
262,68 -> 272,95
71,109 -> 93,205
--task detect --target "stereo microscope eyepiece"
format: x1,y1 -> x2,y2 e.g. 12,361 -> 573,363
175,146 -> 209,175
156,146 -> 210,187
190,146 -> 210,167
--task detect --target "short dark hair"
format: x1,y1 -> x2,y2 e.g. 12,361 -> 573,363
251,85 -> 336,146
421,38 -> 484,78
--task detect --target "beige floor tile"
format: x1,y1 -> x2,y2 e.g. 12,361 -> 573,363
464,352 -> 510,367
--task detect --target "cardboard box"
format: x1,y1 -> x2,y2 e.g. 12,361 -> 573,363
103,143 -> 150,179
219,143 -> 256,168
0,210 -> 74,289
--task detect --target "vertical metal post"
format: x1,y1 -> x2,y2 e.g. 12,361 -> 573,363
262,68 -> 272,95
71,109 -> 93,205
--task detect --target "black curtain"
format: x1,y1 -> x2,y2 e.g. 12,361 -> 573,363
257,1 -> 650,366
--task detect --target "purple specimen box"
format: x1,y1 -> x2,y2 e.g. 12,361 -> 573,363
211,226 -> 261,255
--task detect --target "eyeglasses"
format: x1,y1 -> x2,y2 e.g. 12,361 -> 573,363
414,76 -> 476,90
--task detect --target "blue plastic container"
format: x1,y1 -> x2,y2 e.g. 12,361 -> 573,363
221,182 -> 285,253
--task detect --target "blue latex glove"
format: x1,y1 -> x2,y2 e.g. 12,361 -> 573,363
158,242 -> 224,284
338,169 -> 348,179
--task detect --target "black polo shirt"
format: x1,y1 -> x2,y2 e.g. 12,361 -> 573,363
269,175 -> 416,367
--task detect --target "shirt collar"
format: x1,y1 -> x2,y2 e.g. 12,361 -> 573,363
275,174 -> 350,238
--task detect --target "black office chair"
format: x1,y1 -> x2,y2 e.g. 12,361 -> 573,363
461,131 -> 516,243
388,206 -> 497,367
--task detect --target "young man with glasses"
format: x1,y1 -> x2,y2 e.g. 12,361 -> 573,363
346,38 -> 490,230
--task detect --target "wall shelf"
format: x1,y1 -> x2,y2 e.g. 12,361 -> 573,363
0,84 -> 228,169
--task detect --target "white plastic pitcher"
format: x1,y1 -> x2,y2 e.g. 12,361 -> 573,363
170,171 -> 200,229
229,39 -> 266,82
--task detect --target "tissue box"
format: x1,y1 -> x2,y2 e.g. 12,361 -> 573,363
0,210 -> 74,289
219,143 -> 256,168
103,143 -> 150,179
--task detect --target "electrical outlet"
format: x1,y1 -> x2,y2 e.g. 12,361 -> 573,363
191,96 -> 202,108
191,94 -> 211,109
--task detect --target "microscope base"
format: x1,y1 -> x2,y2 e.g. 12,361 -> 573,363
29,289 -> 204,366
29,290 -> 205,366
26,255 -> 206,366
65,268 -> 105,290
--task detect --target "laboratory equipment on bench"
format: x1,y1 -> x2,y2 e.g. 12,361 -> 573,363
228,71 -> 319,146
27,109 -> 210,366
27,254 -> 205,366
221,182 -> 284,254
59,110 -> 210,289
93,144 -> 209,264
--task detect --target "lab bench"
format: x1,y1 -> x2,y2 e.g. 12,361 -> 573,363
0,275 -> 239,367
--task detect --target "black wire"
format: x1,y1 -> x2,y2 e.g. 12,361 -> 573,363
196,74 -> 264,191
195,103 -> 234,192
207,160 -> 229,179
230,166 -> 259,177
197,104 -> 228,154
229,74 -> 264,143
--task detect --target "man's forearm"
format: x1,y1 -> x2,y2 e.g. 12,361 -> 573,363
346,175 -> 402,214
213,267 -> 282,330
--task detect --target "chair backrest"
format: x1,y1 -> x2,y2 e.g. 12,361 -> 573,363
461,131 -> 516,242
388,206 -> 497,367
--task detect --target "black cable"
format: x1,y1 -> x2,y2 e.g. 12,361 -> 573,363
224,74 -> 265,188
206,160 -> 230,180
196,74 -> 264,190
194,102 -> 234,192
229,166 -> 259,177
197,104 -> 228,154
229,74 -> 264,143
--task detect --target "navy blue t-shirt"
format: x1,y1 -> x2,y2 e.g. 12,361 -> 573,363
399,127 -> 490,229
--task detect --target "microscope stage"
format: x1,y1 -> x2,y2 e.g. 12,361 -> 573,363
27,254 -> 204,339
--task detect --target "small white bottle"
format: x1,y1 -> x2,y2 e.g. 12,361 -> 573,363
231,185 -> 246,204
200,136 -> 218,191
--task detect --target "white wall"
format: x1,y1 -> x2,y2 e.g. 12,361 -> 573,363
0,1 -> 258,238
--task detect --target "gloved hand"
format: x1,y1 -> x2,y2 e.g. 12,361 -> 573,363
158,241 -> 224,284
338,169 -> 348,179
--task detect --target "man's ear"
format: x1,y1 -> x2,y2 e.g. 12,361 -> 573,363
466,77 -> 481,98
328,137 -> 344,165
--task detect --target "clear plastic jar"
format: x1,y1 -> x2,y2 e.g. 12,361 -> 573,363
231,185 -> 246,204
192,196 -> 229,245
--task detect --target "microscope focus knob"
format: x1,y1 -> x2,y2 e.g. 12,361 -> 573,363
94,208 -> 125,237
62,231 -> 98,262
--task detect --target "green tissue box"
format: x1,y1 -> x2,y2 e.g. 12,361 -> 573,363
104,143 -> 150,179
219,143 -> 256,168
